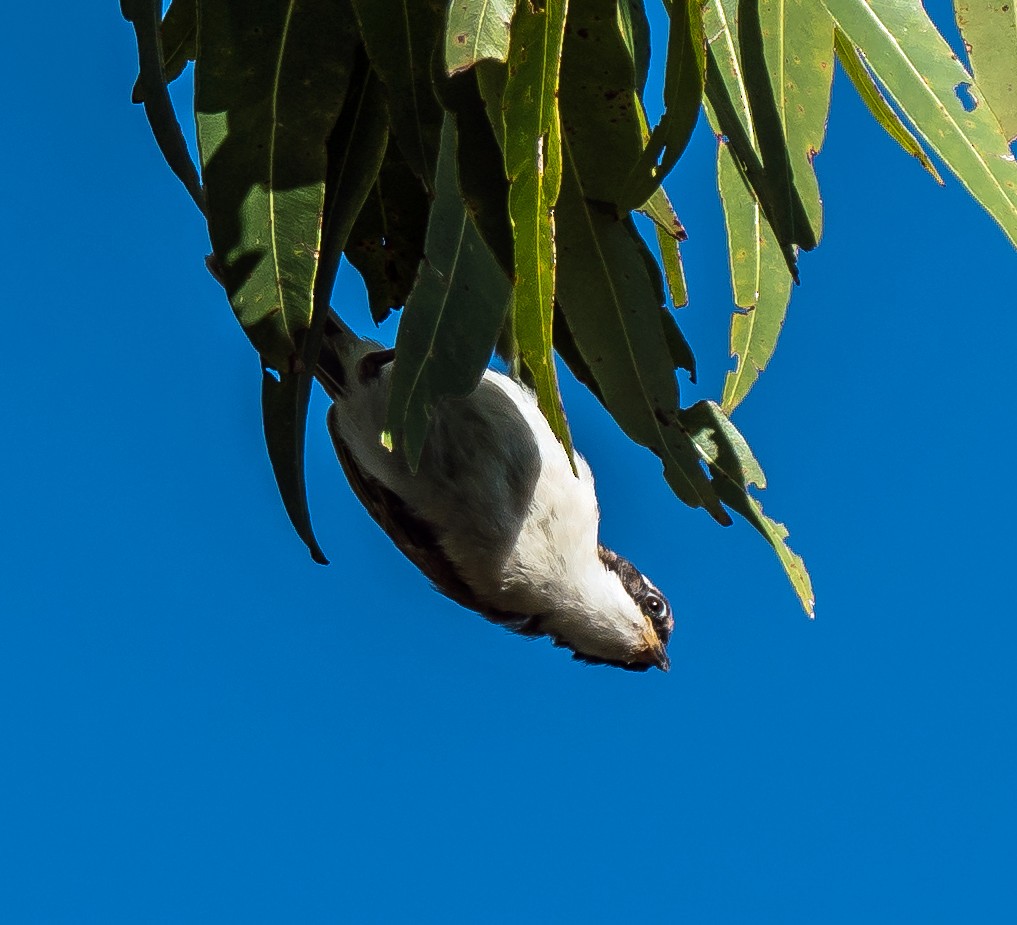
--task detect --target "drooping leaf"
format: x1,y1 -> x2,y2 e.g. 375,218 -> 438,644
822,0 -> 1017,248
638,186 -> 689,307
617,0 -> 652,95
757,0 -> 835,239
195,0 -> 357,370
736,0 -> 820,250
352,0 -> 445,191
704,0 -> 799,281
617,0 -> 706,211
680,401 -> 814,617
344,147 -> 430,324
131,0 -> 195,103
721,220 -> 794,412
503,0 -> 573,459
954,1 -> 1017,143
387,117 -> 512,469
558,0 -> 645,205
434,66 -> 514,276
121,0 -> 203,211
445,0 -> 514,76
833,27 -> 943,183
261,367 -> 328,565
557,140 -> 729,523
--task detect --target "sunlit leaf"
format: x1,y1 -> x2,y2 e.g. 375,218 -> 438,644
833,27 -> 943,183
131,0 -> 195,103
387,117 -> 511,469
121,0 -> 203,211
823,0 -> 1017,248
195,0 -> 357,369
680,401 -> 814,617
352,0 -> 445,190
503,0 -> 573,459
758,0 -> 835,239
721,220 -> 793,412
954,1 -> 1017,143
445,0 -> 513,76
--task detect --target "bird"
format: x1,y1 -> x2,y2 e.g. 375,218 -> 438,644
315,314 -> 673,672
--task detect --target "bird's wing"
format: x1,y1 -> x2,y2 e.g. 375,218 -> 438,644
331,426 -> 542,637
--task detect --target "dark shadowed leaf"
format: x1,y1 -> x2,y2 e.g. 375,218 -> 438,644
131,0 -> 195,103
445,0 -> 514,75
617,0 -> 652,95
352,0 -> 445,191
435,67 -> 514,276
122,0 -> 203,211
617,0 -> 706,211
557,140 -> 728,522
502,0 -> 573,460
344,147 -> 430,324
680,401 -> 814,616
559,0 -> 645,205
261,367 -> 328,565
954,1 -> 1017,143
823,0 -> 1017,247
387,117 -> 511,468
833,27 -> 943,183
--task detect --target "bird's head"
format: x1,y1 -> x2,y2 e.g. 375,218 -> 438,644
552,546 -> 673,673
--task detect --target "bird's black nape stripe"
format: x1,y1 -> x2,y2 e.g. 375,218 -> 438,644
597,545 -> 673,645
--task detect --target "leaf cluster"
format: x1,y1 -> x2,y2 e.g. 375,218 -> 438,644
124,0 -> 1017,616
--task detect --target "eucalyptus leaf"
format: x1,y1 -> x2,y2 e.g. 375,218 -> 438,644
195,0 -> 357,370
122,0 -> 203,211
503,0 -> 574,460
261,367 -> 328,565
352,0 -> 445,190
823,0 -> 1017,248
954,1 -> 1017,143
386,117 -> 512,469
131,0 -> 195,103
617,0 -> 706,211
557,140 -> 728,523
680,401 -> 814,617
833,27 -> 943,183
445,0 -> 514,76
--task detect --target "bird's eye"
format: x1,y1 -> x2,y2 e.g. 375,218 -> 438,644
643,594 -> 665,617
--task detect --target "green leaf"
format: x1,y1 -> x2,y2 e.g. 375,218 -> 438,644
434,67 -> 514,276
617,0 -> 652,95
556,140 -> 729,523
445,0 -> 514,75
680,401 -> 814,617
638,186 -> 690,308
503,0 -> 574,460
386,117 -> 512,469
558,0 -> 645,205
822,0 -> 1017,248
131,0 -> 195,103
617,0 -> 706,211
352,0 -> 445,190
736,0 -> 819,250
758,0 -> 835,239
954,1 -> 1017,143
121,0 -> 203,211
261,367 -> 328,565
344,147 -> 430,324
833,27 -> 943,183
721,220 -> 793,412
195,0 -> 357,370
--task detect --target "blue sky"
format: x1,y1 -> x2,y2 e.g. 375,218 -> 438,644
2,2 -> 1015,921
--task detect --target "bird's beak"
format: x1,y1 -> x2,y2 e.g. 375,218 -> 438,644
640,625 -> 670,672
